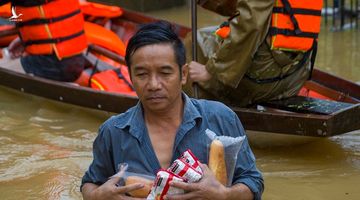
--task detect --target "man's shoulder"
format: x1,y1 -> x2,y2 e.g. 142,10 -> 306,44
100,106 -> 138,129
191,98 -> 235,117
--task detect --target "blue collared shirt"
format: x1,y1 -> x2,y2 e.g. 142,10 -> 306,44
81,94 -> 264,199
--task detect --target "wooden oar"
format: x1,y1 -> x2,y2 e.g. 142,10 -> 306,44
191,0 -> 199,98
87,44 -> 126,65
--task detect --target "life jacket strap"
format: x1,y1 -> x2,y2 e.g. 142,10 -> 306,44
308,39 -> 318,80
272,7 -> 322,16
11,0 -> 57,7
279,0 -> 302,34
113,68 -> 134,91
269,28 -> 318,38
22,30 -> 84,46
17,9 -> 81,27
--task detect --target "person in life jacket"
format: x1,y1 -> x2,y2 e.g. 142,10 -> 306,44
89,67 -> 137,97
2,0 -> 87,82
184,0 -> 322,107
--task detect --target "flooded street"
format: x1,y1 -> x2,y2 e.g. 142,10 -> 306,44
0,88 -> 109,199
1,4 -> 360,200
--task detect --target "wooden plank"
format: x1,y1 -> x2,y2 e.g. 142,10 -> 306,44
303,80 -> 359,103
232,107 -> 334,137
0,67 -> 138,113
312,69 -> 360,101
330,104 -> 360,135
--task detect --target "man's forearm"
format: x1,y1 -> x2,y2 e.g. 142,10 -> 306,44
81,183 -> 100,200
225,183 -> 254,200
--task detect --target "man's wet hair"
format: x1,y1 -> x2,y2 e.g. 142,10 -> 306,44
125,20 -> 186,71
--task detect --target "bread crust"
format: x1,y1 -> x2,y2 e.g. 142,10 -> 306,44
125,176 -> 153,198
208,139 -> 227,185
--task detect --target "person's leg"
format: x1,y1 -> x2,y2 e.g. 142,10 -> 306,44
60,54 -> 85,81
20,54 -> 84,82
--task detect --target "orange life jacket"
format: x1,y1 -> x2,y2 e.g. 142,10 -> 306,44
269,0 -> 323,52
90,66 -> 137,96
84,22 -> 126,57
79,1 -> 123,18
0,2 -> 11,18
15,0 -> 87,59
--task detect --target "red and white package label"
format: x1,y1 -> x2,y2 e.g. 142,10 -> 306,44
168,159 -> 202,183
147,170 -> 185,200
180,149 -> 202,174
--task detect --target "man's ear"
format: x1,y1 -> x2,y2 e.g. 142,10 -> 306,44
181,63 -> 189,85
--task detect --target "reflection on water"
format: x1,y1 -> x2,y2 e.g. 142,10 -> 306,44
255,135 -> 360,200
0,4 -> 359,200
0,87 -> 109,200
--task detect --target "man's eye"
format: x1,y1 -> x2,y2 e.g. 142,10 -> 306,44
136,73 -> 147,76
161,71 -> 172,75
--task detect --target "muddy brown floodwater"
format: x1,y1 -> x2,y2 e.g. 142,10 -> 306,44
0,4 -> 359,200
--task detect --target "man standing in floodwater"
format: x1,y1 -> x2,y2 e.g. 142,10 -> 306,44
81,21 -> 263,200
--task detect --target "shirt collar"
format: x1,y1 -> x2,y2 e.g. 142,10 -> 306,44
114,92 -> 202,139
181,93 -> 202,124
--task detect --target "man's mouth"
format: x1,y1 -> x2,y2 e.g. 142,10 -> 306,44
146,95 -> 166,101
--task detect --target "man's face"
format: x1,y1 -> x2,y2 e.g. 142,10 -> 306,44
130,43 -> 188,113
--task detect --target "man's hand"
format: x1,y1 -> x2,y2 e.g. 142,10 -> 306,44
8,37 -> 27,59
82,176 -> 145,200
188,61 -> 212,82
164,163 -> 228,200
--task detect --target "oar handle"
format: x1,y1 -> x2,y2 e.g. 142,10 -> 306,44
191,0 -> 197,62
191,0 -> 199,98
87,44 -> 126,65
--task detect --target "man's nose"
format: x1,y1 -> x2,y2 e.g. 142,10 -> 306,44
148,75 -> 161,90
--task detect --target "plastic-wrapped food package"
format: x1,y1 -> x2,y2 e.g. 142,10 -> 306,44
206,129 -> 245,186
147,149 -> 203,200
147,170 -> 186,200
112,163 -> 155,198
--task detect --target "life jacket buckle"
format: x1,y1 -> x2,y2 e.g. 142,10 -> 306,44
295,29 -> 302,35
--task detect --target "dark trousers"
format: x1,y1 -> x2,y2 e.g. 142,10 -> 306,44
20,53 -> 85,82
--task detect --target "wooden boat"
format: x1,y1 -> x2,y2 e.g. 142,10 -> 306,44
0,9 -> 359,137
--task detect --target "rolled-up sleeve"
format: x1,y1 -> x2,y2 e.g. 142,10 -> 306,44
81,124 -> 116,190
230,113 -> 264,200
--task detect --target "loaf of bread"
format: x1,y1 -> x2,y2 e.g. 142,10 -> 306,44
125,176 -> 154,198
208,139 -> 227,185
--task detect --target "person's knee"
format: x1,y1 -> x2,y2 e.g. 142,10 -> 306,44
61,54 -> 85,82
20,54 -> 85,82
